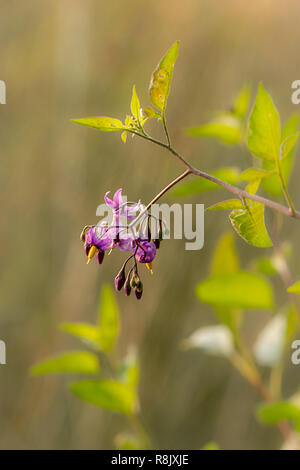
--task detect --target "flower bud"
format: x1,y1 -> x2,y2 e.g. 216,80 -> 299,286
134,280 -> 143,299
134,286 -> 143,300
97,250 -> 105,265
124,271 -> 132,296
114,266 -> 126,291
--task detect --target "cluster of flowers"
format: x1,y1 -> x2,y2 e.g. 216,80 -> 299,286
80,189 -> 162,299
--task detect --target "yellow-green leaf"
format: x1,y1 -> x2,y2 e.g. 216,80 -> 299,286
210,232 -> 240,277
98,284 -> 120,352
196,271 -> 274,310
262,113 -> 299,196
257,402 -> 300,432
30,351 -> 99,376
59,322 -> 100,349
149,41 -> 179,113
72,116 -> 124,132
230,203 -> 272,248
248,83 -> 281,161
287,280 -> 300,294
70,380 -> 136,415
207,199 -> 243,211
130,85 -> 141,120
187,114 -> 243,145
233,83 -> 251,119
239,168 -> 275,182
281,132 -> 300,160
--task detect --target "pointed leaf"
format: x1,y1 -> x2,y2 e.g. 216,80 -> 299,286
208,199 -> 243,211
248,83 -> 281,161
233,83 -> 251,119
262,114 -> 299,196
281,132 -> 300,160
98,284 -> 120,352
187,114 -> 243,145
210,232 -> 240,277
70,380 -> 136,415
30,351 -> 100,376
149,41 -> 179,113
239,168 -> 274,182
130,85 -> 141,119
230,203 -> 272,248
59,322 -> 100,349
196,271 -> 274,310
72,117 -> 124,132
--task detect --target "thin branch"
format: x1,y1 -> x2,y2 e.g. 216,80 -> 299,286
128,129 -> 300,220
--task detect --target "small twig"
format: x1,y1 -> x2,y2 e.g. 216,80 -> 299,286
127,129 -> 300,220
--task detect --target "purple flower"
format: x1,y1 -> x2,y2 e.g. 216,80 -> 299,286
105,188 -> 141,222
85,224 -> 113,251
135,240 -> 156,263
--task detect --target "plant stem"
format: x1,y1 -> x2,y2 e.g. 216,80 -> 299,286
276,159 -> 296,215
162,114 -> 171,147
231,352 -> 293,442
128,129 -> 300,220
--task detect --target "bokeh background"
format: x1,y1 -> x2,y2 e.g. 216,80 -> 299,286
1,0 -> 300,449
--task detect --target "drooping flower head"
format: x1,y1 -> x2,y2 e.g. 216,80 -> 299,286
81,188 -> 163,299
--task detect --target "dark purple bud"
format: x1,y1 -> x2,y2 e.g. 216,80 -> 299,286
154,239 -> 160,249
114,266 -> 126,291
134,287 -> 143,300
124,270 -> 133,296
97,250 -> 105,265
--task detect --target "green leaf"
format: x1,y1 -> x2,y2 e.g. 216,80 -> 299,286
281,132 -> 300,160
70,380 -> 136,415
187,114 -> 243,145
210,232 -> 240,277
233,83 -> 251,119
196,271 -> 274,310
182,325 -> 234,357
172,167 -> 240,197
239,168 -> 274,182
98,284 -> 120,352
149,41 -> 179,113
287,280 -> 300,294
207,199 -> 244,211
30,351 -> 99,376
143,107 -> 161,119
253,314 -> 286,367
248,83 -> 281,161
257,402 -> 300,432
210,233 -> 242,337
255,257 -> 277,276
130,85 -> 141,120
262,114 -> 299,196
59,322 -> 100,349
72,117 -> 124,132
121,131 -> 127,143
230,202 -> 272,248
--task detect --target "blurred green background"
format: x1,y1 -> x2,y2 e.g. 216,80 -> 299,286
1,0 -> 300,449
